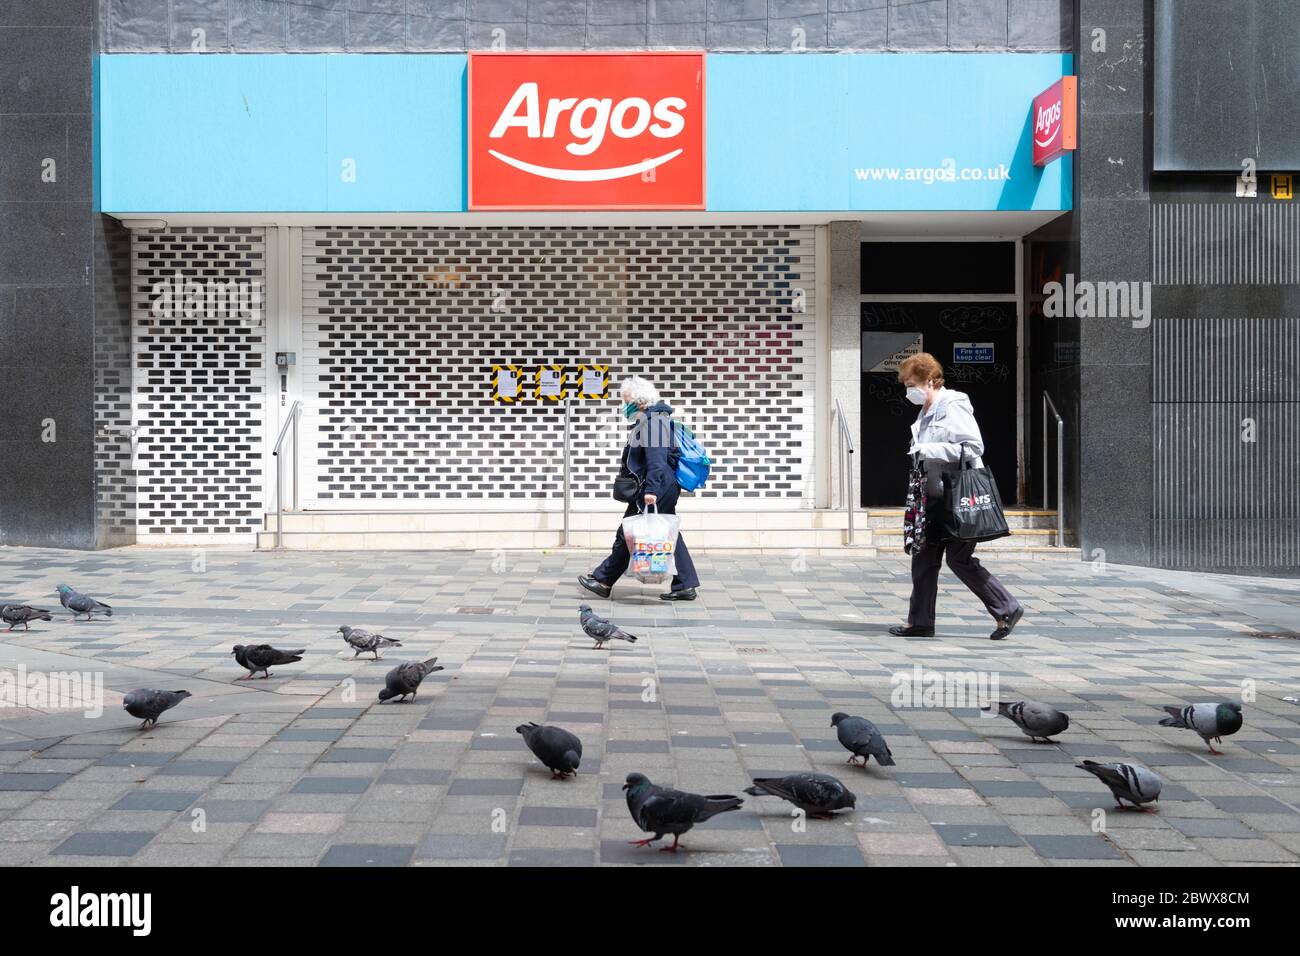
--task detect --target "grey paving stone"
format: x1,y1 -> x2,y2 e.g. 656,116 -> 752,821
52,831 -> 156,857
297,708 -> 367,720
276,728 -> 346,742
1025,834 -> 1124,859
932,824 -> 1025,847
775,844 -> 867,867
671,736 -> 733,749
112,791 -> 201,811
319,749 -> 394,764
606,740 -> 671,754
155,761 -> 240,777
1205,795 -> 1297,814
191,799 -> 272,823
517,807 -> 598,827
292,777 -> 373,794
379,769 -> 452,786
508,849 -> 595,866
895,772 -> 972,790
0,773 -> 71,791
419,714 -> 483,730
320,843 -> 414,867
546,712 -> 604,723
599,839 -> 687,864
416,834 -> 508,860
1166,817 -> 1258,839
971,780 -> 1053,798
448,778 -> 524,796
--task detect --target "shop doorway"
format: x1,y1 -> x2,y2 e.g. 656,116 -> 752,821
858,241 -> 1020,506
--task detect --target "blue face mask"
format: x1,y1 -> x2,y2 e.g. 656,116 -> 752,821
623,402 -> 639,420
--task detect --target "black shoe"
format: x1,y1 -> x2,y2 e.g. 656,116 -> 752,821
989,606 -> 1024,641
577,575 -> 611,599
660,588 -> 697,602
888,624 -> 934,637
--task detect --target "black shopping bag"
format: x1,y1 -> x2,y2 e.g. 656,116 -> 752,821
940,446 -> 1010,543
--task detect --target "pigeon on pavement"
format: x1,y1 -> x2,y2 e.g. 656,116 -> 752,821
744,772 -> 856,818
1076,760 -> 1163,811
232,644 -> 305,680
1,605 -> 53,631
516,722 -> 583,779
831,712 -> 896,767
623,772 -> 743,852
984,699 -> 1070,743
1159,702 -> 1244,755
123,689 -> 191,729
378,658 -> 444,702
56,585 -> 112,621
338,625 -> 402,660
579,604 -> 638,650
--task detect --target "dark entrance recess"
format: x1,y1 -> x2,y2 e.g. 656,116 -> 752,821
859,242 -> 1018,507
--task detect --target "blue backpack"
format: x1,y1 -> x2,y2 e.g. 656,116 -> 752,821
672,421 -> 711,492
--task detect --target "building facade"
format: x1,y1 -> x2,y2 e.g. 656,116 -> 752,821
1,1 -> 1295,573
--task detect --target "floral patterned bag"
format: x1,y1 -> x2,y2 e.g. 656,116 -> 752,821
902,457 -> 928,555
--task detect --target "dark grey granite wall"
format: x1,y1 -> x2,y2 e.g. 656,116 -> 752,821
98,0 -> 1072,52
1073,0 -> 1151,566
0,0 -> 131,549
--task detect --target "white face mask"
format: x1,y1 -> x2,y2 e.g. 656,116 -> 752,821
905,386 -> 927,405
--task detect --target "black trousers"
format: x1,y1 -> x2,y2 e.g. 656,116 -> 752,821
908,534 -> 1020,628
592,488 -> 700,591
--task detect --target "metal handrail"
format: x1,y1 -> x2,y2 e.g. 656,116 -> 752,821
835,399 -> 856,546
272,401 -> 302,550
1041,391 -> 1064,548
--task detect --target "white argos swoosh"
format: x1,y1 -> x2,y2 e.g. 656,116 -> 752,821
487,148 -> 683,182
1034,126 -> 1061,149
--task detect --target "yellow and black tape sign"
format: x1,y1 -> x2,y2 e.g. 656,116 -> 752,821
534,365 -> 568,402
576,364 -> 610,400
490,364 -> 525,404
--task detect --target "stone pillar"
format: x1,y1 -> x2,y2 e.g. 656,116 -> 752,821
828,221 -> 862,512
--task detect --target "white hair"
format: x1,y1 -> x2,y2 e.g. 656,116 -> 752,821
619,376 -> 660,407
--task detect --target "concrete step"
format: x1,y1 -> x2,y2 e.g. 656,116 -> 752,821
863,507 -> 1060,531
256,529 -> 875,552
257,509 -> 1076,556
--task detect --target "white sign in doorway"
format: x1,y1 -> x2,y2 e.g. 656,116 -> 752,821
862,332 -> 923,373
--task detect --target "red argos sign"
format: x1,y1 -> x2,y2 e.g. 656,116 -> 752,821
468,52 -> 705,210
1031,76 -> 1077,167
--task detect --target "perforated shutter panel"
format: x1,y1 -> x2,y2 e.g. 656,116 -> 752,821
301,226 -> 817,508
131,227 -> 267,538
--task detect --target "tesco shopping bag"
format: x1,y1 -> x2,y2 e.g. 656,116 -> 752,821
621,505 -> 681,584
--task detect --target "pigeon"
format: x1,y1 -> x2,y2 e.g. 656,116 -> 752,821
338,625 -> 402,660
744,773 -> 856,819
1076,760 -> 1163,811
831,712 -> 896,767
623,772 -> 743,852
56,585 -> 112,621
122,689 -> 191,729
516,722 -> 583,779
1159,702 -> 1244,755
231,644 -> 305,680
378,658 -> 444,702
1,605 -> 53,631
984,699 -> 1070,743
578,604 -> 639,650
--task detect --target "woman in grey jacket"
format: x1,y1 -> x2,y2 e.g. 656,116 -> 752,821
888,353 -> 1024,641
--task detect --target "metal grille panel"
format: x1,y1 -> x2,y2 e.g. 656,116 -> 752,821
300,226 -> 817,508
1153,203 -> 1300,285
130,227 -> 267,537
